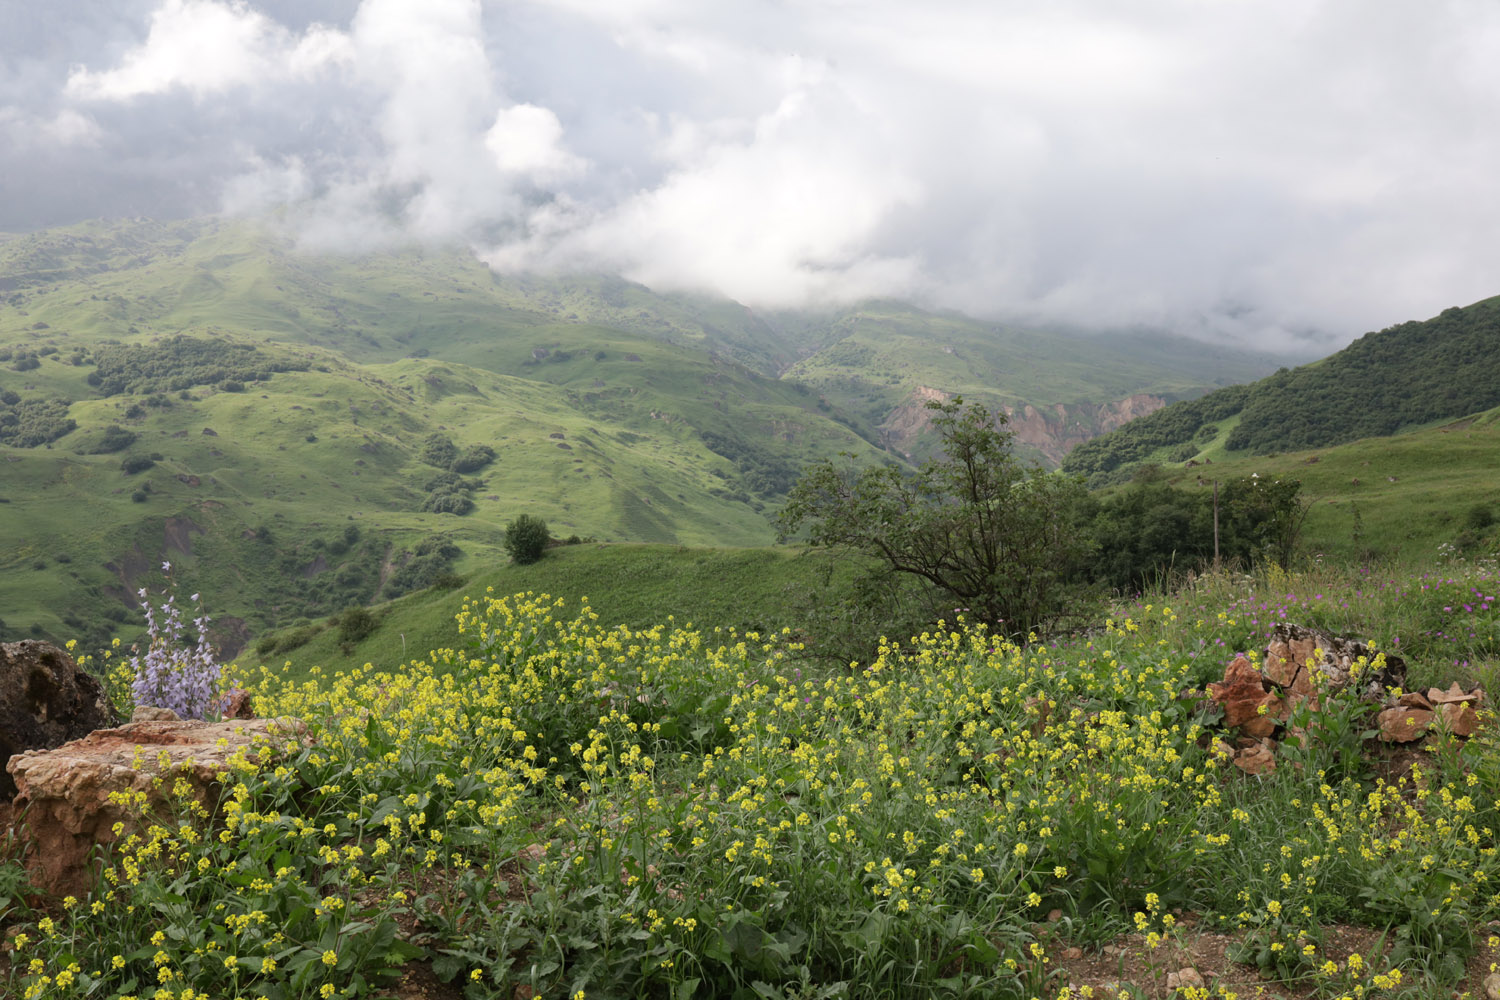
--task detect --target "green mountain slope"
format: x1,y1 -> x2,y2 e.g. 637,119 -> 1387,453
1139,406 -> 1500,564
777,301 -> 1287,463
0,215 -> 1288,654
1063,294 -> 1500,483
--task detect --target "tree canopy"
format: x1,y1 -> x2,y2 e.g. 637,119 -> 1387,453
779,398 -> 1091,637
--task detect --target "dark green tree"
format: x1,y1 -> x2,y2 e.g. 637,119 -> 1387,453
779,397 -> 1092,638
504,514 -> 551,565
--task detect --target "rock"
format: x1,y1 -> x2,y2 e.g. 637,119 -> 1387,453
1428,682 -> 1481,705
1208,656 -> 1282,733
1233,741 -> 1276,775
0,640 -> 120,800
216,688 -> 255,719
6,716 -> 305,897
1377,707 -> 1434,742
1482,970 -> 1500,1000
132,705 -> 180,722
1167,968 -> 1206,992
1398,691 -> 1435,710
1062,946 -> 1083,960
1439,701 -> 1480,738
1264,623 -> 1405,700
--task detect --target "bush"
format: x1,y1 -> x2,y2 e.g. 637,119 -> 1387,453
1464,503 -> 1495,531
86,425 -> 137,454
120,454 -> 156,475
450,444 -> 496,473
420,433 -> 458,469
504,514 -> 551,565
423,491 -> 474,515
337,606 -> 378,645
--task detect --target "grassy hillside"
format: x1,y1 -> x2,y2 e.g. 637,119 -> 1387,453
777,301 -> 1286,464
1064,293 -> 1500,482
1138,406 -> 1500,564
0,215 -> 1290,654
245,543 -> 863,681
0,341 -> 888,653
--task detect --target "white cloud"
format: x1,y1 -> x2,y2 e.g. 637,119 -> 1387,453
485,104 -> 585,182
26,0 -> 1500,347
65,0 -> 351,101
0,106 -> 103,149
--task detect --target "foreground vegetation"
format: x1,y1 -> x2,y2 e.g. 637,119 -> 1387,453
4,558 -> 1499,1000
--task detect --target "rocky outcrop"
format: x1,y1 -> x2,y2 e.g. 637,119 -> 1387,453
1208,623 -> 1482,773
878,387 -> 1168,466
1001,394 -> 1167,466
6,716 -> 305,896
0,641 -> 119,800
1262,622 -> 1406,702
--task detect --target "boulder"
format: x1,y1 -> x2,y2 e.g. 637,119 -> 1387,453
1233,740 -> 1277,775
1377,706 -> 1434,743
6,716 -> 305,897
0,640 -> 119,800
1263,622 -> 1405,701
1207,656 -> 1287,738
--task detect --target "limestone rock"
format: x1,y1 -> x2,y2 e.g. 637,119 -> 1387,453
131,706 -> 180,722
1167,967 -> 1206,992
1263,622 -> 1405,700
1428,682 -> 1480,705
1233,741 -> 1276,775
1377,707 -> 1434,742
1439,700 -> 1480,737
1482,970 -> 1500,1000
6,716 -> 305,896
0,640 -> 119,800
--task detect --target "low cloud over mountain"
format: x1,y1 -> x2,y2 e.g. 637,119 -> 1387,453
5,0 -> 1500,352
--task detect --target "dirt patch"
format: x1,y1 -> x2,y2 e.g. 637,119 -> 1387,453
212,616 -> 250,661
386,961 -> 467,1000
1042,920 -> 1500,999
162,516 -> 204,558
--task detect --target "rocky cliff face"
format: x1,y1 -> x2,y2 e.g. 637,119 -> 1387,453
879,388 -> 1166,466
1002,393 -> 1167,465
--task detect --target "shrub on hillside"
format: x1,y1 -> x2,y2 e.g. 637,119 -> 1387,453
0,396 -> 76,448
120,454 -> 156,475
423,491 -> 474,515
337,606 -> 378,645
450,443 -> 496,473
504,514 -> 551,565
84,425 -> 137,454
420,433 -> 458,469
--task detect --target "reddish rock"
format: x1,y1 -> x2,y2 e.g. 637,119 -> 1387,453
1208,656 -> 1283,733
217,688 -> 256,719
1439,701 -> 1480,737
6,716 -> 305,897
0,640 -> 120,800
1264,623 -> 1405,699
1233,742 -> 1276,775
1428,682 -> 1480,705
1377,707 -> 1434,743
1398,691 -> 1435,710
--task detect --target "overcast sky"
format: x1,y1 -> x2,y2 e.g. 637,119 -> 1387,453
3,0 -> 1499,350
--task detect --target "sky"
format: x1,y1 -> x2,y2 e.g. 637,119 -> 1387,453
3,0 -> 1499,351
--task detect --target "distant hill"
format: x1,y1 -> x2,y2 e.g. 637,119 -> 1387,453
773,301 -> 1287,464
0,215 -> 1289,653
1063,294 -> 1500,484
